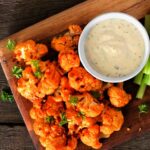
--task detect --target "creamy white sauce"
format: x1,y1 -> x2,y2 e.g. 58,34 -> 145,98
85,19 -> 145,77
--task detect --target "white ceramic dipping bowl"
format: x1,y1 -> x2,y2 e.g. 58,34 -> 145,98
78,12 -> 150,83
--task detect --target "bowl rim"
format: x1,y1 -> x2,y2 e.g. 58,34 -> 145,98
78,12 -> 150,83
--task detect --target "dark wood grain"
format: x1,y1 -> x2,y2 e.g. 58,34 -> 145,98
114,132 -> 150,150
0,0 -> 85,40
0,0 -> 150,150
1,125 -> 150,150
0,65 -> 7,84
0,101 -> 23,123
0,65 -> 23,123
0,125 -> 34,150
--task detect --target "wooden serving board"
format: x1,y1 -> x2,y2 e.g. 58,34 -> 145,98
0,0 -> 150,149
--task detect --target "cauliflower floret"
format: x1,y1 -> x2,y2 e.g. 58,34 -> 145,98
68,25 -> 82,36
80,125 -> 102,149
51,25 -> 82,52
42,96 -> 64,117
68,67 -> 102,92
14,40 -> 48,62
66,108 -> 82,135
54,77 -> 74,103
77,92 -> 104,117
51,35 -> 74,52
38,124 -> 66,150
30,107 -> 46,120
38,62 -> 61,97
100,106 -> 124,138
58,49 -> 80,72
17,61 -> 61,101
108,86 -> 131,107
33,120 -> 49,137
17,67 -> 39,101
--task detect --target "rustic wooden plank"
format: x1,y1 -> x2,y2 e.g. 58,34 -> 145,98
0,0 -> 150,150
0,125 -> 150,150
0,65 -> 7,85
0,101 -> 23,124
0,0 -> 146,46
0,65 -> 23,123
0,0 -> 85,40
114,132 -> 150,150
0,125 -> 34,150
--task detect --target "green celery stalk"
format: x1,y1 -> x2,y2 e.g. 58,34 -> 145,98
134,14 -> 150,99
136,81 -> 147,99
134,70 -> 144,85
143,57 -> 150,75
145,15 -> 150,35
143,74 -> 150,85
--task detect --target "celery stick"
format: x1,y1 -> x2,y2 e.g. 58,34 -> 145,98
143,57 -> 150,75
134,15 -> 150,99
143,74 -> 150,85
145,15 -> 150,35
134,70 -> 144,85
136,81 -> 147,99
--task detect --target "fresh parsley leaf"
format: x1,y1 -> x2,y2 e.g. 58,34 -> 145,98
0,90 -> 14,103
59,113 -> 68,126
45,116 -> 54,123
77,111 -> 85,119
138,103 -> 149,113
12,65 -> 23,78
6,39 -> 16,50
34,69 -> 43,78
31,60 -> 43,78
90,91 -> 100,99
69,96 -> 78,106
31,60 -> 40,69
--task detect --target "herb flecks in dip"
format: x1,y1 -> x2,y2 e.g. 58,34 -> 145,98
85,19 -> 145,77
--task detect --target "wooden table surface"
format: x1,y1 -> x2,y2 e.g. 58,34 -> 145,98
0,0 -> 150,149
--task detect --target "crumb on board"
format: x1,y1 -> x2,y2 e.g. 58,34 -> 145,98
127,127 -> 131,131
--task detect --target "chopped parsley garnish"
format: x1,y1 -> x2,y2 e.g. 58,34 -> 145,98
45,116 -> 54,124
31,60 -> 40,68
12,65 -> 23,78
77,111 -> 85,119
138,103 -> 149,113
6,39 -> 16,50
31,60 -> 43,78
0,90 -> 14,103
90,91 -> 100,99
69,96 -> 78,106
59,113 -> 68,126
34,70 -> 43,78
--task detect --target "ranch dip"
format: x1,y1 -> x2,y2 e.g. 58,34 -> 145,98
85,19 -> 145,77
